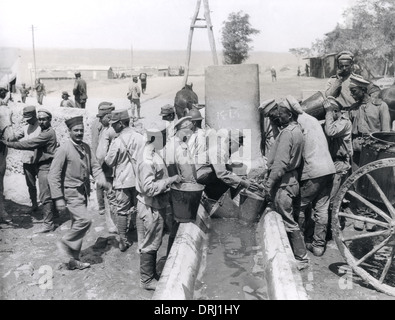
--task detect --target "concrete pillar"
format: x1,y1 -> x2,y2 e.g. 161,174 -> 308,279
205,64 -> 264,174
259,208 -> 309,300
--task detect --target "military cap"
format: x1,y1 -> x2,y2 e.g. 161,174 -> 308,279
37,108 -> 52,119
188,109 -> 203,121
349,75 -> 370,89
23,105 -> 37,120
98,101 -> 113,109
278,95 -> 303,115
326,96 -> 344,110
258,98 -> 277,116
109,109 -> 130,124
96,103 -> 115,118
62,91 -> 70,96
74,71 -> 81,76
65,116 -> 83,129
174,116 -> 192,130
159,104 -> 175,116
337,51 -> 354,62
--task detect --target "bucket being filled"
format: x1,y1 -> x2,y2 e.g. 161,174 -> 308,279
170,182 -> 205,223
238,189 -> 266,224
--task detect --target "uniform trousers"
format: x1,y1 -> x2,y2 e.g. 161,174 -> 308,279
23,163 -> 38,205
61,187 -> 92,257
136,201 -> 166,253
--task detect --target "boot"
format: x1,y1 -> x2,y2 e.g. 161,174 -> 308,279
288,230 -> 309,270
117,215 -> 131,252
35,202 -> 55,233
140,251 -> 158,291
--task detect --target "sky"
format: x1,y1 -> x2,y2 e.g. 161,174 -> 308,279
0,0 -> 356,53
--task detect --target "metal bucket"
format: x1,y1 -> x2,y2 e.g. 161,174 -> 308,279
300,91 -> 326,120
357,132 -> 395,204
238,189 -> 266,224
170,182 -> 205,223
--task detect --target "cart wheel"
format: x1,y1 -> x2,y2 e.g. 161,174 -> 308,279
332,158 -> 395,296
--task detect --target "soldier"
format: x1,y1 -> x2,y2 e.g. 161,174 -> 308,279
262,97 -> 308,270
258,98 -> 282,153
127,76 -> 142,119
159,104 -> 176,143
19,83 -> 30,103
12,106 -> 41,211
34,79 -> 46,106
60,91 -> 75,108
286,95 -> 336,257
105,109 -> 144,252
73,71 -> 88,109
49,116 -> 109,270
139,72 -> 148,94
348,75 -> 391,171
4,109 -> 58,233
136,128 -> 181,290
95,103 -> 117,233
348,76 -> 391,232
187,109 -> 206,166
325,51 -> 361,108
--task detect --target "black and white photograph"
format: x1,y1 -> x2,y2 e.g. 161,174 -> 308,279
1,0 -> 395,305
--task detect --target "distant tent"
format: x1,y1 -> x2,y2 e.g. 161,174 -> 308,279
0,48 -> 20,92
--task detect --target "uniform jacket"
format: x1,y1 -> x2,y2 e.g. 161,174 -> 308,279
324,110 -> 353,173
297,112 -> 336,181
265,122 -> 304,189
325,73 -> 361,108
20,87 -> 30,98
349,96 -> 391,136
73,78 -> 88,101
128,82 -> 141,100
96,125 -> 117,177
163,135 -> 196,182
35,83 -> 46,95
136,144 -> 172,209
48,139 -> 104,200
15,121 -> 41,164
7,126 -> 57,167
104,127 -> 144,189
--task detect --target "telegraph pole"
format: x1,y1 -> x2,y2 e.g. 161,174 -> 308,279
31,25 -> 37,84
130,42 -> 133,76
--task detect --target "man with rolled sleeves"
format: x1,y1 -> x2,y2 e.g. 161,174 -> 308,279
95,103 -> 117,233
12,105 -> 41,211
105,109 -> 144,252
262,97 -> 308,270
49,116 -> 109,270
136,128 -> 181,290
4,108 -> 58,233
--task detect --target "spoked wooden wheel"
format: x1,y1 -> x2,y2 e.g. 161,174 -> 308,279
332,158 -> 395,296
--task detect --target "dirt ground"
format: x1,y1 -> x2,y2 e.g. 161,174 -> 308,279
2,69 -> 395,300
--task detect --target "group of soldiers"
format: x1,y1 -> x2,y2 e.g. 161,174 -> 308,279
259,50 -> 392,270
0,49 -> 392,289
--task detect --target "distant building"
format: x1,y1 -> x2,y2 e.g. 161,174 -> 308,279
303,53 -> 337,78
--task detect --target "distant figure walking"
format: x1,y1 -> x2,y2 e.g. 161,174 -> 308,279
127,76 -> 142,119
73,71 -> 88,109
297,66 -> 301,77
271,66 -> 277,82
139,72 -> 147,94
34,79 -> 46,105
305,64 -> 310,77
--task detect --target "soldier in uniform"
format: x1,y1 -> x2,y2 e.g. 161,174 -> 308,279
325,51 -> 361,108
73,72 -> 88,109
12,106 -> 41,211
159,104 -> 176,143
136,128 -> 181,290
187,109 -> 206,167
34,79 -> 46,106
105,109 -> 144,252
347,76 -> 391,232
19,83 -> 30,103
95,103 -> 118,233
4,109 -> 58,233
49,116 -> 109,270
261,97 -> 308,270
127,76 -> 142,119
